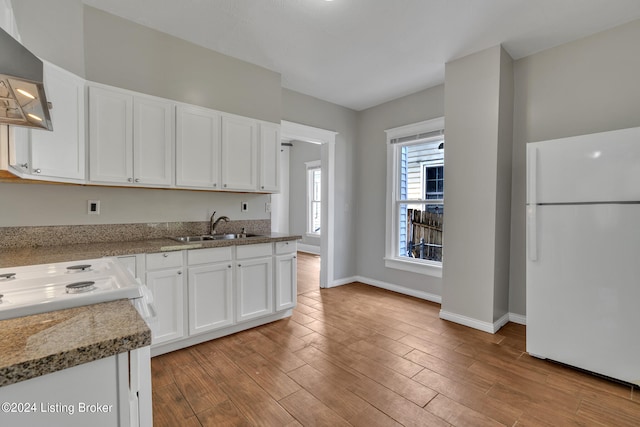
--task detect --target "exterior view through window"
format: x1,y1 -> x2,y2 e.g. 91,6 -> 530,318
307,165 -> 321,235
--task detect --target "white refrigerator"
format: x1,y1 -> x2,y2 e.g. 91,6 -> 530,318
526,126 -> 640,386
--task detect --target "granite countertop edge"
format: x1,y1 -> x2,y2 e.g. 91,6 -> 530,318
0,233 -> 302,268
0,299 -> 151,387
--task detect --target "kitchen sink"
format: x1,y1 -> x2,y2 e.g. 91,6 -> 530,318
170,233 -> 263,242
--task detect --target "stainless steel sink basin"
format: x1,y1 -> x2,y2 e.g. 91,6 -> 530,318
170,233 -> 263,243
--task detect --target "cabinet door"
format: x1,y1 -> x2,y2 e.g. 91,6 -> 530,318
30,62 -> 85,182
146,268 -> 185,345
259,122 -> 280,192
134,96 -> 173,186
221,115 -> 257,191
236,256 -> 273,322
188,262 -> 234,335
89,86 -> 133,183
176,105 -> 221,189
275,253 -> 297,311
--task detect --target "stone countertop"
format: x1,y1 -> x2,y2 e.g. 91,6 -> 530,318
0,299 -> 151,387
0,233 -> 301,268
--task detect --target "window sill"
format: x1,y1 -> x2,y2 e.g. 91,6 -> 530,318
384,257 -> 442,278
305,233 -> 321,238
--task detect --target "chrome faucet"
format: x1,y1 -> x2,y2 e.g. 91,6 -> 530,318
210,211 -> 230,235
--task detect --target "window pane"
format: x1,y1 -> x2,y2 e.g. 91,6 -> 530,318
311,201 -> 321,233
401,141 -> 444,201
399,203 -> 443,262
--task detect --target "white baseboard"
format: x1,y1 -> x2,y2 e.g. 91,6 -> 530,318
325,275 -> 527,330
439,310 -> 513,334
508,313 -> 526,325
348,275 -> 442,304
297,243 -> 320,255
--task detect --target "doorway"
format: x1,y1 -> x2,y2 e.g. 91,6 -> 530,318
274,121 -> 336,288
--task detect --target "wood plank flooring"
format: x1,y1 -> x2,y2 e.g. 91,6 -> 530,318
151,252 -> 639,426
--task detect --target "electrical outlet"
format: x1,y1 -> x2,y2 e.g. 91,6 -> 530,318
88,200 -> 100,215
265,202 -> 271,213
241,201 -> 249,212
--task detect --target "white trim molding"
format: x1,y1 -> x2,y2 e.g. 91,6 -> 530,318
438,310 -> 511,334
508,313 -> 527,325
342,275 -> 442,304
297,243 -> 320,255
281,120 -> 337,289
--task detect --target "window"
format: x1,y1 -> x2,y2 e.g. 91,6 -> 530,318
306,160 -> 321,235
385,117 -> 444,277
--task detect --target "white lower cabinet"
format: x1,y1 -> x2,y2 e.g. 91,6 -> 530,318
147,241 -> 296,354
236,243 -> 273,322
275,241 -> 297,311
187,247 -> 234,335
145,252 -> 185,345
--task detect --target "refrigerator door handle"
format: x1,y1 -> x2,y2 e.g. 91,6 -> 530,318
527,145 -> 538,261
527,204 -> 537,261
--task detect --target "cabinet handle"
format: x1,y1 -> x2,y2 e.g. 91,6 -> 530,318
33,168 -> 41,174
127,178 -> 133,182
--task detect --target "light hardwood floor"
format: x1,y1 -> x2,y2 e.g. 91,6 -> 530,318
151,252 -> 639,426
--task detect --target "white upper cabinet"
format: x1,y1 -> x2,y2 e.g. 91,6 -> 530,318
89,86 -> 133,184
28,62 -> 86,182
221,114 -> 257,191
133,96 -> 173,186
259,122 -> 280,192
175,104 -> 221,189
89,84 -> 173,187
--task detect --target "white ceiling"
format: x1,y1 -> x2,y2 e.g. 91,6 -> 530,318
82,0 -> 640,111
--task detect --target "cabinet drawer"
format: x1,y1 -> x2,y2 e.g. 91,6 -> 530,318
275,240 -> 297,255
146,251 -> 183,270
188,246 -> 233,265
236,243 -> 272,259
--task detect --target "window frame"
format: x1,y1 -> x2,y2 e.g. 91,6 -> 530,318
305,160 -> 321,237
384,117 -> 444,278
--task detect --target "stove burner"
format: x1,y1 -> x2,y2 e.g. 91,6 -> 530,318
66,264 -> 92,272
0,273 -> 16,280
65,281 -> 96,294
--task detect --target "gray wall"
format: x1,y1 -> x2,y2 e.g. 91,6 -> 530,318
11,0 -> 85,77
0,183 -> 269,226
83,6 -> 281,123
281,89 -> 358,281
288,141 -> 321,248
2,0 -> 275,229
509,18 -> 640,316
442,46 -> 503,324
356,85 -> 445,296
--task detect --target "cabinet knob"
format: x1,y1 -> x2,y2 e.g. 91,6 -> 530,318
135,178 -> 140,183
19,163 -> 28,169
293,255 -> 297,259
213,183 -> 217,188
238,264 -> 242,267
33,168 -> 41,174
223,184 -> 227,188
127,178 -> 133,182
177,271 -> 182,275
228,265 -> 232,268
261,186 -> 264,189
163,253 -> 169,258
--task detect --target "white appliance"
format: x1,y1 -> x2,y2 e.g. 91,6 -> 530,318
526,126 -> 640,386
0,257 -> 154,426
